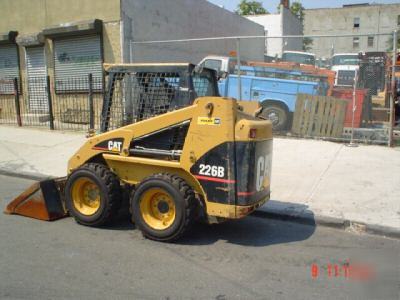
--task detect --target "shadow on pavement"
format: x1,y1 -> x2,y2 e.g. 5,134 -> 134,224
178,201 -> 316,247
105,200 -> 316,247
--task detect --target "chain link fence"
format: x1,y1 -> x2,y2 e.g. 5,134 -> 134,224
130,32 -> 398,146
0,32 -> 398,146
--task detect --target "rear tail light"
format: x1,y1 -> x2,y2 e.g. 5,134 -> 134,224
249,128 -> 257,139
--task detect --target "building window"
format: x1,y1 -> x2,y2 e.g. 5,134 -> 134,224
353,37 -> 360,48
353,17 -> 360,28
368,36 -> 374,47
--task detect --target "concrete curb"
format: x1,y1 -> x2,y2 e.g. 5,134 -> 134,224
252,209 -> 400,240
1,168 -> 399,240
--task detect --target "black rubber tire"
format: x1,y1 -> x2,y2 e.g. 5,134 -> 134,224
131,173 -> 197,242
65,163 -> 122,226
261,104 -> 289,131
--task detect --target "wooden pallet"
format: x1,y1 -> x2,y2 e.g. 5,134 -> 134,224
292,94 -> 347,138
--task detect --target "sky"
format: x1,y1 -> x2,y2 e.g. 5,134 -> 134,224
208,0 -> 400,13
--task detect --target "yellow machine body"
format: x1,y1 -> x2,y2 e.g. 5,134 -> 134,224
68,97 -> 272,219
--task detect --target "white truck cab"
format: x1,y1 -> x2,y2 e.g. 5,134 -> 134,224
331,53 -> 360,87
198,55 -> 246,76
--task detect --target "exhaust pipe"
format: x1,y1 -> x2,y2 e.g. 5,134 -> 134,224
4,177 -> 68,221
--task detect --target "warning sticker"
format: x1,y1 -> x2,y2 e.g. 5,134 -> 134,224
197,117 -> 221,126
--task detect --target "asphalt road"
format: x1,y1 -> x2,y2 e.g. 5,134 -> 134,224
0,174 -> 399,300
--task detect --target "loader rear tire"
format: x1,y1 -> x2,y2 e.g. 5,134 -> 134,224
65,163 -> 122,227
131,173 -> 196,242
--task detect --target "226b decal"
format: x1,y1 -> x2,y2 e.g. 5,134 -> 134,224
199,164 -> 225,178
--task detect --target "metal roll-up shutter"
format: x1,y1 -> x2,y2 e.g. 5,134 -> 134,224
26,46 -> 48,111
0,44 -> 19,94
54,35 -> 102,92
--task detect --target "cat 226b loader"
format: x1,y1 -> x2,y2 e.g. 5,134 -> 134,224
5,63 -> 273,242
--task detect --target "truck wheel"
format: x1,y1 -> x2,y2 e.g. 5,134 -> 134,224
131,173 -> 196,242
65,163 -> 122,226
261,104 -> 288,131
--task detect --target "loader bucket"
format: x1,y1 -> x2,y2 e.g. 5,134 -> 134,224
4,177 -> 68,221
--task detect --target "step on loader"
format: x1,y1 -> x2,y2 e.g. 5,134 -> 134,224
5,63 -> 273,242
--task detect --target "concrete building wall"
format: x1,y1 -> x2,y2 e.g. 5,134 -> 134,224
122,0 -> 265,63
0,0 -> 121,123
0,0 -> 122,93
0,0 -> 121,33
0,0 -> 122,62
246,14 -> 282,58
304,4 -> 400,58
281,7 -> 303,53
246,6 -> 302,58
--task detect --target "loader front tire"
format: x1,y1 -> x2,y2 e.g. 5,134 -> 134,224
65,163 -> 122,226
131,174 -> 196,242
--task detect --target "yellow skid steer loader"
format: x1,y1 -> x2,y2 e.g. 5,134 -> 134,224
5,63 -> 273,242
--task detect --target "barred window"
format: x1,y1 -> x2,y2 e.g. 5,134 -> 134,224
368,36 -> 374,47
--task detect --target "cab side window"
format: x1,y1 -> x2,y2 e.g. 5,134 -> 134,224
203,59 -> 222,73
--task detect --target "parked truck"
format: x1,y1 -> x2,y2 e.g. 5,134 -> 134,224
198,55 -> 326,130
331,53 -> 360,87
246,60 -> 336,96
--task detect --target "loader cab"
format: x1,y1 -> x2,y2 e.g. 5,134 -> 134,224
101,63 -> 219,132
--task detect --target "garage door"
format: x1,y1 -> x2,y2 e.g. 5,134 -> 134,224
54,35 -> 102,92
0,44 -> 19,94
26,46 -> 48,112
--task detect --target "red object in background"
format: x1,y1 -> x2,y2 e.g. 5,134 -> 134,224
332,88 -> 368,128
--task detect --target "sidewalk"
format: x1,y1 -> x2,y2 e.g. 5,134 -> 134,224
1,126 -> 399,237
0,126 -> 85,178
263,138 -> 400,237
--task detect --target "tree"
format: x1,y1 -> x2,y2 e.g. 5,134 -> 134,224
289,1 -> 305,21
277,1 -> 304,20
386,34 -> 400,52
303,37 -> 313,52
236,0 -> 268,15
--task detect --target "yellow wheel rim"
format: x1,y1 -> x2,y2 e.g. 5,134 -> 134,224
140,188 -> 176,230
71,177 -> 101,216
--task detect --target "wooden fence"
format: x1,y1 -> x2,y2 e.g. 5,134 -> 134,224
291,94 -> 347,138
